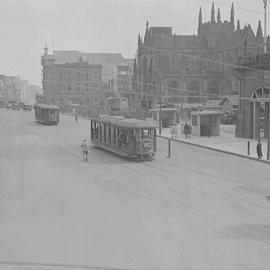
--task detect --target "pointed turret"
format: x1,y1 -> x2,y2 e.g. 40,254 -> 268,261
138,34 -> 141,46
236,20 -> 241,32
230,3 -> 235,27
256,20 -> 263,42
144,21 -> 149,44
198,7 -> 202,28
211,2 -> 215,24
217,8 -> 221,23
133,59 -> 137,77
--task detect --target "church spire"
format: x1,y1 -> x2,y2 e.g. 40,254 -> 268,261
198,7 -> 202,28
236,20 -> 241,32
211,2 -> 215,24
230,3 -> 235,26
217,8 -> 221,23
256,20 -> 263,42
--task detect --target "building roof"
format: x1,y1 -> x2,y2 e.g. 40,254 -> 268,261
220,95 -> 240,106
91,115 -> 157,129
35,103 -> 60,110
191,110 -> 223,115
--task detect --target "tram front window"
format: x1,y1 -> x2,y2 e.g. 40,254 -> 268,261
141,129 -> 154,139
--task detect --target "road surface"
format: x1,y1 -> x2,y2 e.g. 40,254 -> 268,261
0,109 -> 270,269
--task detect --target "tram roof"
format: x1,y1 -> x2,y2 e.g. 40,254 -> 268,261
35,103 -> 60,110
91,115 -> 157,129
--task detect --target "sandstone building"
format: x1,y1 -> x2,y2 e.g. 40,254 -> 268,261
134,3 -> 269,114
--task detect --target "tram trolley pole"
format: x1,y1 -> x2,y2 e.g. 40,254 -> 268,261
167,138 -> 171,158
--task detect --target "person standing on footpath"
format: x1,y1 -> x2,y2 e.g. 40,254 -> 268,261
81,139 -> 89,161
256,139 -> 263,159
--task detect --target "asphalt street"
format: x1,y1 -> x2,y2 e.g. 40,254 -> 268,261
0,109 -> 270,269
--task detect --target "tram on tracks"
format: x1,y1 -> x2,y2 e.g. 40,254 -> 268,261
90,115 -> 157,160
34,103 -> 60,125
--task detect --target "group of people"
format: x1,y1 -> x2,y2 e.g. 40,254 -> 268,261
183,122 -> 192,138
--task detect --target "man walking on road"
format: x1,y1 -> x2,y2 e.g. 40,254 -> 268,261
81,139 -> 89,161
256,139 -> 263,159
75,114 -> 78,123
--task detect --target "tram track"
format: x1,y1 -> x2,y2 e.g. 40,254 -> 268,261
6,110 -> 270,247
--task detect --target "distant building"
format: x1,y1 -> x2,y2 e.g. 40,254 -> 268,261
112,63 -> 134,112
235,53 -> 270,139
41,47 -> 103,114
0,75 -> 41,105
134,2 -> 269,116
51,50 -> 133,87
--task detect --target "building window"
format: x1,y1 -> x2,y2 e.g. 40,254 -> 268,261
192,115 -> 197,126
85,83 -> 89,91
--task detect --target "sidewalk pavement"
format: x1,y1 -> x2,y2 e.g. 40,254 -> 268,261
161,124 -> 270,163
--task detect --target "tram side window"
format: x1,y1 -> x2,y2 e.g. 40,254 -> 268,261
49,109 -> 56,114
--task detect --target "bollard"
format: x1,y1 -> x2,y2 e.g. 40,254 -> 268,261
167,139 -> 171,158
247,141 -> 250,156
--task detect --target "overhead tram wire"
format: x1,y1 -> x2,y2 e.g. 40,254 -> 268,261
0,50 -> 263,103
0,6 -> 269,77
0,46 -> 267,102
0,4 -> 269,101
40,78 -> 259,102
0,4 -> 269,76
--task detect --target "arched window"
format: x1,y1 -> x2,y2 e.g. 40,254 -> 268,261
251,87 -> 270,100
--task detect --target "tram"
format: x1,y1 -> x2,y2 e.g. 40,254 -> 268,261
34,103 -> 60,125
91,115 -> 157,160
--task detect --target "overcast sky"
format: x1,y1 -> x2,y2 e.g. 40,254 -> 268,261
0,0 -> 266,86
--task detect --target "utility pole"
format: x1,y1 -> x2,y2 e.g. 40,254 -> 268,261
264,0 -> 270,159
159,79 -> 162,135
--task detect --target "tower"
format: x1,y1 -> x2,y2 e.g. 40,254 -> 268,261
230,3 -> 235,27
211,2 -> 215,24
217,8 -> 221,23
198,7 -> 202,29
256,20 -> 263,42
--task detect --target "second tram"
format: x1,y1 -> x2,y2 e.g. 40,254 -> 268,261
34,104 -> 60,125
91,115 -> 157,160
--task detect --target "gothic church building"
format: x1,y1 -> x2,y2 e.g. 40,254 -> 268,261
134,3 -> 268,112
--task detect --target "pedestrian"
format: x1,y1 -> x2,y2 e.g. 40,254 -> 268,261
184,122 -> 188,138
81,139 -> 89,161
256,139 -> 263,159
75,114 -> 78,123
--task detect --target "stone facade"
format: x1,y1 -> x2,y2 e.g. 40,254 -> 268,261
134,2 -> 268,115
41,46 -> 104,113
235,54 -> 270,139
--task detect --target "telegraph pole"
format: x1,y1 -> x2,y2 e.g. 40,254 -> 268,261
159,79 -> 162,135
264,0 -> 270,159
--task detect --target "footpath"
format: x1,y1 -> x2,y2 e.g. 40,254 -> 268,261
160,124 -> 270,164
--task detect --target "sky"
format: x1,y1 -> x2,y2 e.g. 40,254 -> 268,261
0,0 -> 266,86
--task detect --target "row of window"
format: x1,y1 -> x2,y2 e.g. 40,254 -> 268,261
44,71 -> 101,81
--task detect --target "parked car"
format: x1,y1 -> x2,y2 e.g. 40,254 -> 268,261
12,103 -> 21,110
22,104 -> 32,111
